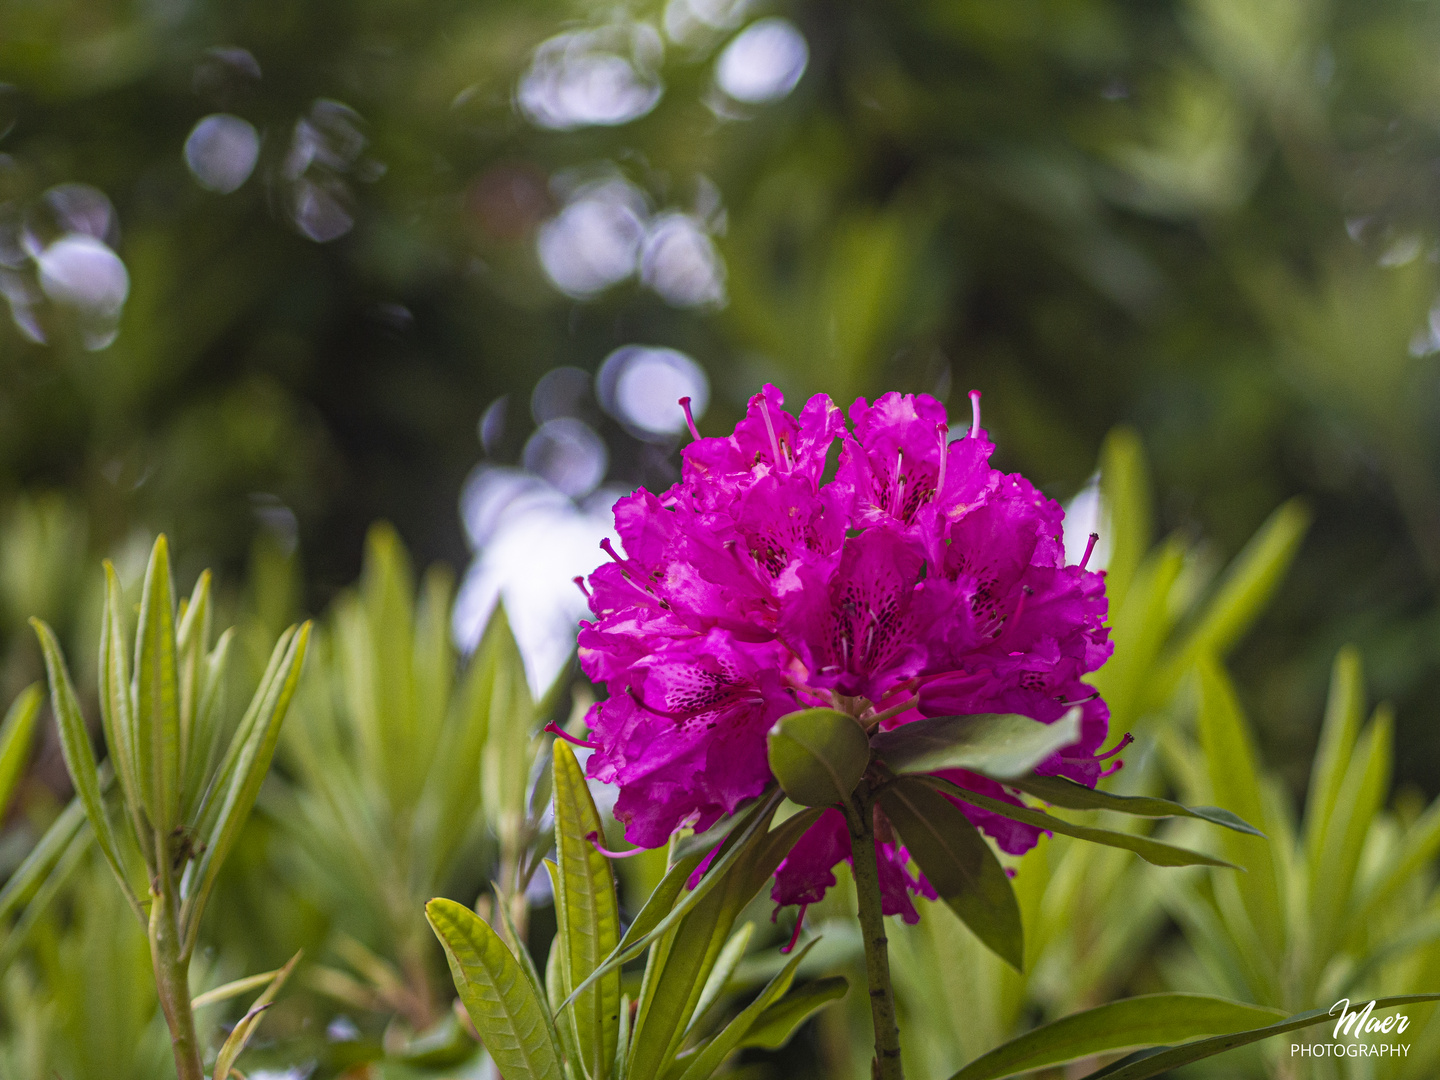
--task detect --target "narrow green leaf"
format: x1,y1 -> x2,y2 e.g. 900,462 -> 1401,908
480,605 -> 536,832
767,708 -> 869,807
1303,647 -> 1364,872
1097,426 -> 1152,610
192,967 -> 285,1010
1154,499 -> 1310,701
627,807 -> 825,1080
175,569 -> 213,811
880,777 -> 1024,970
98,563 -> 145,842
914,775 -> 1237,869
182,622 -> 310,951
735,976 -> 847,1052
947,993 -> 1285,1080
0,808 -> 92,978
569,789 -> 783,1009
553,740 -> 621,1079
427,897 -> 565,1080
210,950 -> 301,1080
495,877 -> 570,1076
1075,995 -> 1440,1080
871,710 -> 1081,780
183,627 -> 232,822
0,794 -> 88,926
30,618 -> 144,921
1311,706 -> 1391,966
1195,658 -> 1284,958
688,922 -> 754,1032
0,684 -> 42,816
673,941 -> 817,1080
1001,774 -> 1263,836
134,534 -> 181,834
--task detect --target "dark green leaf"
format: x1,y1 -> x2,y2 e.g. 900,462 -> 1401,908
871,710 -> 1080,780
736,977 -> 848,1052
427,897 -> 564,1080
880,776 -> 1023,970
1078,995 -> 1440,1080
768,707 -> 870,806
1001,774 -> 1262,836
914,775 -> 1237,869
947,993 -> 1285,1080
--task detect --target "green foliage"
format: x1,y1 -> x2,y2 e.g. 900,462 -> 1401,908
767,708 -> 870,808
272,522 -> 549,1042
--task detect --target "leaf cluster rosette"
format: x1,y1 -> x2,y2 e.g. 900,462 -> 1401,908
576,385 -> 1115,922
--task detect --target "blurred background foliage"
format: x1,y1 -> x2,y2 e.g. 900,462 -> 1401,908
6,0 -> 1440,1075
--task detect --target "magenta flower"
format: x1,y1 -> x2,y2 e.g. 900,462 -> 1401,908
577,385 -> 1114,923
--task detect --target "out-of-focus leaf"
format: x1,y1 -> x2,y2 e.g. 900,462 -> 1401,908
209,950 -> 301,1080
915,776 -> 1236,869
1098,426 -> 1152,609
480,605 -> 536,839
134,534 -> 181,835
1003,774 -> 1262,835
1311,706 -> 1390,965
426,897 -> 564,1080
880,777 -> 1023,971
552,739 -> 621,1078
674,939 -> 817,1080
735,976 -> 848,1051
0,684 -> 41,815
946,993 -> 1285,1080
0,803 -> 93,976
175,570 -> 212,799
30,618 -> 144,920
1153,499 -> 1310,701
182,622 -> 310,949
1195,658 -> 1284,964
1074,995 -> 1440,1080
1303,646 -> 1364,873
768,707 -> 870,806
872,710 -> 1080,779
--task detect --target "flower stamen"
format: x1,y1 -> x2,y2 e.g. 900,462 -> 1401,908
969,390 -> 982,439
545,722 -> 600,750
1080,532 -> 1099,571
586,831 -> 649,859
679,396 -> 701,440
780,903 -> 809,954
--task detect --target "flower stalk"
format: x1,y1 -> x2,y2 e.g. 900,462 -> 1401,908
150,881 -> 205,1080
847,783 -> 904,1080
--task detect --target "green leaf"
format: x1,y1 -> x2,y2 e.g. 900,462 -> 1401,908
0,794 -> 89,927
767,708 -> 870,806
1311,705 -> 1390,967
1097,426 -> 1152,610
1076,995 -> 1440,1080
1195,658 -> 1284,960
134,534 -> 182,835
98,563 -> 145,842
913,775 -> 1237,869
879,776 -> 1024,970
480,605 -> 537,833
426,897 -> 565,1080
0,684 -> 41,816
210,950 -> 301,1080
674,939 -> 817,1080
175,569 -> 213,814
571,789 -> 784,1009
182,622 -> 310,951
872,710 -> 1081,780
1154,499 -> 1310,701
627,806 -> 825,1080
0,805 -> 92,978
1001,774 -> 1262,836
30,618 -> 144,921
688,921 -> 754,1032
1303,647 -> 1364,873
553,738 -> 622,1077
736,976 -> 848,1052
947,993 -> 1285,1080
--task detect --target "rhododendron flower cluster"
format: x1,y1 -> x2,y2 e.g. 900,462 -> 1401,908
576,386 -> 1114,922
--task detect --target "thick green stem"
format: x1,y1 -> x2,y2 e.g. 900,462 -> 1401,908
847,789 -> 904,1080
150,885 -> 205,1080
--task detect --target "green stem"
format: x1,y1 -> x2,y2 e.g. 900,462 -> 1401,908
150,884 -> 205,1080
847,788 -> 904,1080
